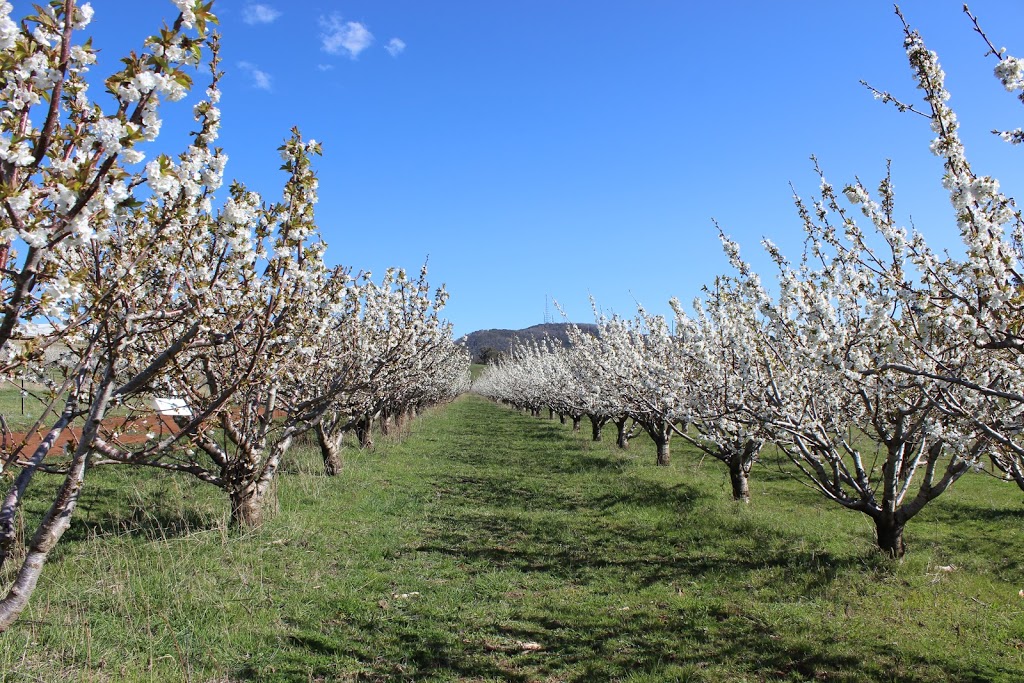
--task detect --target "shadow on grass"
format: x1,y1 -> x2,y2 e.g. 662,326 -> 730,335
922,497 -> 1024,525
490,610 -> 873,683
429,466 -> 674,513
58,471 -> 225,545
593,477 -> 702,512
910,498 -> 1024,575
416,504 -> 870,596
71,503 -> 221,544
234,398 -> 1006,683
255,632 -> 537,683
417,453 -> 875,595
264,591 -> 881,683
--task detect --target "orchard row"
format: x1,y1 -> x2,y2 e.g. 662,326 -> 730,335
477,7 -> 1024,561
0,1 -> 469,630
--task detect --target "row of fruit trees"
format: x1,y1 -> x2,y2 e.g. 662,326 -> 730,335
476,6 -> 1024,561
0,1 -> 470,630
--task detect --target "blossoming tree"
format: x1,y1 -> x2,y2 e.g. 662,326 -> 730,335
307,266 -> 469,472
0,0 -> 257,629
668,271 -> 769,502
579,309 -> 691,466
87,130 -> 347,528
849,8 -> 1024,494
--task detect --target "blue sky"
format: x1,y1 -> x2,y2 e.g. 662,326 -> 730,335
24,1 -> 1024,336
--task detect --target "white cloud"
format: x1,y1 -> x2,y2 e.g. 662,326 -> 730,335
385,37 -> 406,57
316,63 -> 334,72
238,61 -> 272,91
320,15 -> 373,59
243,3 -> 280,25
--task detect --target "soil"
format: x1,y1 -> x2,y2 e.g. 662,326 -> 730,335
2,414 -> 181,459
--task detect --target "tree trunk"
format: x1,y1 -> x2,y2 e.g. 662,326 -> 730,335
548,408 -> 555,420
559,414 -> 566,425
571,416 -> 581,433
230,488 -> 264,528
0,397 -> 77,570
227,435 -> 289,528
0,446 -> 89,632
615,418 -> 631,449
873,514 -> 906,558
728,457 -> 751,503
0,361 -> 111,632
645,421 -> 672,466
315,423 -> 343,476
379,409 -> 391,436
656,438 -> 670,466
356,416 -> 374,450
590,416 -> 604,442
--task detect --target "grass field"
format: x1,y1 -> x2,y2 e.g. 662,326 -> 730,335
1,394 -> 1022,681
0,382 -> 53,432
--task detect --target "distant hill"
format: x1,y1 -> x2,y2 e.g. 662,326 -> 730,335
460,322 -> 598,364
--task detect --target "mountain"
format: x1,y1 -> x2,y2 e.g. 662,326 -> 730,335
460,322 -> 598,364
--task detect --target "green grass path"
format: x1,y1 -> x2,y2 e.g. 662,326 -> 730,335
2,395 -> 1023,681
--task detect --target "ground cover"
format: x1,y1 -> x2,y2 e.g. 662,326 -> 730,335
0,395 -> 1021,681
0,384 -> 51,432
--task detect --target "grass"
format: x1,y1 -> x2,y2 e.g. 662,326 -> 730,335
0,383 -> 53,432
1,394 -> 1022,681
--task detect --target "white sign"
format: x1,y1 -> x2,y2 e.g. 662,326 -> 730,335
153,397 -> 192,416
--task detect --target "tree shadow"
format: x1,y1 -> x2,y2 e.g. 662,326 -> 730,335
266,583 -> 886,682
233,628 -> 535,682
922,498 -> 1024,525
417,460 -> 875,599
57,471 -> 225,546
487,610 -> 873,682
593,477 -> 704,512
416,505 -> 870,596
236,398 -> 1008,683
